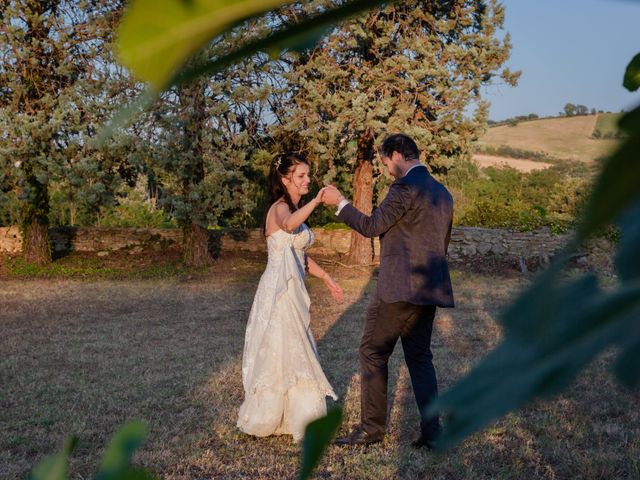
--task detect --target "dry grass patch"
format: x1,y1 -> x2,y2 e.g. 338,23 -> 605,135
472,154 -> 553,172
479,116 -> 619,163
1,257 -> 639,479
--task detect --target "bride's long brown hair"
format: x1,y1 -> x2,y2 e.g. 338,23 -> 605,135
264,152 -> 309,234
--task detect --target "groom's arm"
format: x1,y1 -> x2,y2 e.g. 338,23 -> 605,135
337,183 -> 411,238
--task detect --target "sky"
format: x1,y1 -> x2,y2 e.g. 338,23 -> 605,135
485,0 -> 640,121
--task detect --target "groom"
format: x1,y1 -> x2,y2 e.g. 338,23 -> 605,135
322,133 -> 454,449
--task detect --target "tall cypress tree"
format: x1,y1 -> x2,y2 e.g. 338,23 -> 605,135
285,0 -> 519,264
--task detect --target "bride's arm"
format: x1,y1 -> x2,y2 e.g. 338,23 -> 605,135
307,256 -> 344,302
274,188 -> 326,233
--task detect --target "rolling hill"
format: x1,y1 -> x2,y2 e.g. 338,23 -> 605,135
476,115 -> 619,165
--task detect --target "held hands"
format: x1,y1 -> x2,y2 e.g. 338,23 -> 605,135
319,185 -> 345,206
314,185 -> 345,207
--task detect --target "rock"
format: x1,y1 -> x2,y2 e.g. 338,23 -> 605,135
461,245 -> 477,256
97,251 -> 109,257
490,243 -> 506,255
518,257 -> 528,273
477,242 -> 492,255
577,256 -> 589,266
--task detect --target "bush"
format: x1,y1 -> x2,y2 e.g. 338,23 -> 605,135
97,201 -> 176,228
477,145 -> 553,162
455,165 -> 590,232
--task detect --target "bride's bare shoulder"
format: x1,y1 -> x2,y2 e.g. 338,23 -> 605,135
265,200 -> 290,236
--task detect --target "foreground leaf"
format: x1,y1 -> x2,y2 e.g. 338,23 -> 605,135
95,421 -> 151,480
103,0 -> 394,140
432,273 -> 640,449
172,0 -> 391,87
117,0 -> 295,90
29,436 -> 78,480
299,408 -> 342,480
623,52 -> 640,91
575,104 -> 640,242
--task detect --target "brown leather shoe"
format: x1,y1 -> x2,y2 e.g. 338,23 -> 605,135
334,425 -> 383,446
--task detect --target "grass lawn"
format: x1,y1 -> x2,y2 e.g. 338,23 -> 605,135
1,253 -> 639,479
479,116 -> 619,163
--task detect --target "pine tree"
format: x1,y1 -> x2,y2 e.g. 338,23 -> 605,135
284,0 -> 519,264
0,0 -> 136,263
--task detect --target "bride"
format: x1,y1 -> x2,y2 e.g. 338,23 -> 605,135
237,152 -> 343,443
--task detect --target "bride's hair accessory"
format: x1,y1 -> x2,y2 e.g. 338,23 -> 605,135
274,156 -> 282,171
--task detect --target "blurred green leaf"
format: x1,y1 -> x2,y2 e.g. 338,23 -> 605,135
170,0 -> 391,87
432,269 -> 640,449
95,420 -> 151,480
623,52 -> 640,91
575,105 -> 640,242
29,436 -> 77,480
612,200 -> 640,388
116,0 -> 295,90
299,407 -> 342,480
614,332 -> 640,388
104,0 -> 392,140
96,88 -> 156,145
615,201 -> 640,282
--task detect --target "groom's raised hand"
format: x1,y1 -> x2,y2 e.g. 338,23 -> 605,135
321,185 -> 345,206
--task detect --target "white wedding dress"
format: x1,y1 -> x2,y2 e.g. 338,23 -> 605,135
237,223 -> 337,442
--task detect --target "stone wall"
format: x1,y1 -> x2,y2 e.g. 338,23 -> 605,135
0,225 -> 578,262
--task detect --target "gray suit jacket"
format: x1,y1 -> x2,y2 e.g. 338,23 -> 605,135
338,165 -> 454,307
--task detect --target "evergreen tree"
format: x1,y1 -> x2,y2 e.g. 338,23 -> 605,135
0,0 -> 137,263
145,24 -> 286,265
284,0 -> 519,264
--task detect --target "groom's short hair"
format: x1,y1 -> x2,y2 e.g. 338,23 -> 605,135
380,134 -> 420,162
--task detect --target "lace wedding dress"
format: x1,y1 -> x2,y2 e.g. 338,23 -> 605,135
237,224 -> 337,442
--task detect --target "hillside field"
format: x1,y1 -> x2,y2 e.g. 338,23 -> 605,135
476,115 -> 619,164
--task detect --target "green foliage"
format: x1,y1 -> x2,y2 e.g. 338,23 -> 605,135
6,257 -> 114,279
96,186 -> 176,229
30,421 -> 152,480
4,255 -> 194,280
0,1 -> 144,257
623,52 -> 640,91
299,408 -> 342,480
433,53 -> 640,449
594,112 -> 627,139
95,421 -> 152,480
116,0 -> 291,90
320,222 -> 350,230
476,145 -> 555,163
97,203 -> 176,229
29,437 -> 78,480
454,166 -> 589,232
283,0 -> 519,180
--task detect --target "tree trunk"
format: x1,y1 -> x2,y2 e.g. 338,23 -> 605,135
20,164 -> 51,265
22,220 -> 51,265
347,131 -> 375,265
183,222 -> 214,267
179,74 -> 215,267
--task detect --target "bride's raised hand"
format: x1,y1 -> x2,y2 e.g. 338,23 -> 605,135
314,186 -> 327,205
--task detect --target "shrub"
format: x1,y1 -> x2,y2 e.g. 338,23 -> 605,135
455,165 -> 591,232
97,201 -> 176,229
